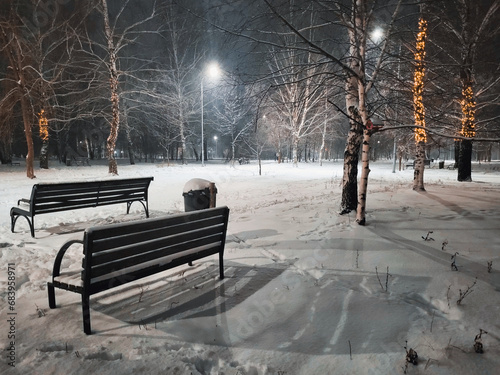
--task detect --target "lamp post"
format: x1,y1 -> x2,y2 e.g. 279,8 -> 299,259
213,135 -> 218,159
201,62 -> 221,166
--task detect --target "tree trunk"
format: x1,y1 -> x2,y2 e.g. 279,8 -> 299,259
413,141 -> 426,191
340,0 -> 364,214
102,0 -> 119,175
39,142 -> 49,169
340,104 -> 363,215
457,79 -> 475,181
412,17 -> 427,191
179,108 -> 187,164
292,134 -> 299,166
457,140 -> 472,181
355,48 -> 370,224
121,105 -> 135,165
20,96 -> 35,178
39,109 -> 49,169
319,138 -> 325,167
356,128 -> 371,225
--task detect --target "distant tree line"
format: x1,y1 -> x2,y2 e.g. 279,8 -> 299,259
1,0 -> 499,223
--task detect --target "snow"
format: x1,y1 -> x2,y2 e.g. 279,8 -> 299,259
183,178 -> 215,193
1,159 -> 499,375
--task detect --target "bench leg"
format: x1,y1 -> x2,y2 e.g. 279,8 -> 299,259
219,253 -> 224,280
47,282 -> 56,308
29,217 -> 35,238
10,212 -> 35,238
82,294 -> 91,335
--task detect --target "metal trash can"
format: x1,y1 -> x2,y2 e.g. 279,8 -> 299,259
182,178 -> 217,212
438,161 -> 444,169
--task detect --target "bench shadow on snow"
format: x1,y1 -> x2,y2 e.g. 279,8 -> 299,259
91,259 -> 434,356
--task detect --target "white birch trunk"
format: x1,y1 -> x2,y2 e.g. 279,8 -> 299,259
102,0 -> 120,175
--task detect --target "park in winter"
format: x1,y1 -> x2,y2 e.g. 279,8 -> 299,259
1,1 -> 499,374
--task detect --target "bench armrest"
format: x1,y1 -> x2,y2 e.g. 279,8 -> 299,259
52,239 -> 84,278
17,198 -> 30,206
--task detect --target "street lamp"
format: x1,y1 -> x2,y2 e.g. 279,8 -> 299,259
370,27 -> 384,43
213,135 -> 218,159
201,62 -> 221,166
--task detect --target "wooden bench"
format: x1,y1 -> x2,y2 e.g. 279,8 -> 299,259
10,177 -> 154,238
73,157 -> 90,166
405,159 -> 432,169
47,206 -> 230,335
65,156 -> 90,166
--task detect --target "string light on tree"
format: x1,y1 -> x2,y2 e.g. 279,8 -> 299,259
460,85 -> 476,138
413,18 -> 427,143
38,109 -> 49,141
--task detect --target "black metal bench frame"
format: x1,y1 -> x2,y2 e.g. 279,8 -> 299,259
10,177 -> 154,237
47,206 -> 230,335
405,159 -> 432,169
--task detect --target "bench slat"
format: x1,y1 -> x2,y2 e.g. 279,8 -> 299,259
90,216 -> 225,253
87,208 -> 225,242
87,245 -> 224,295
89,233 -> 224,276
90,226 -> 225,268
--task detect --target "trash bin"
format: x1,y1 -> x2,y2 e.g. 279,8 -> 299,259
182,178 -> 217,212
438,161 -> 444,169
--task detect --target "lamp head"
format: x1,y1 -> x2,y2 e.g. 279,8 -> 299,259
206,62 -> 221,79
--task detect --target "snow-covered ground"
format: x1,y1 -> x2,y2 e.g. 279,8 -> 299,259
0,159 -> 499,375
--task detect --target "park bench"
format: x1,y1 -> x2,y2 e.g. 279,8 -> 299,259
47,206 -> 230,335
405,159 -> 432,169
10,177 -> 154,238
66,156 -> 90,166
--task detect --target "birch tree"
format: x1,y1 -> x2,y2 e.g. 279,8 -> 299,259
158,4 -> 204,164
213,85 -> 255,163
75,0 -> 159,174
267,47 -> 328,166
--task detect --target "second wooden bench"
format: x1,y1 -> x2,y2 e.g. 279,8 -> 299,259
10,177 -> 154,237
47,206 -> 230,334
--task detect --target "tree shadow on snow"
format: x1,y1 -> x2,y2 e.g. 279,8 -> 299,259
90,259 -> 439,356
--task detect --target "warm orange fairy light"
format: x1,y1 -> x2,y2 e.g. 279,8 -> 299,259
460,84 -> 476,138
38,109 -> 49,141
413,18 -> 427,143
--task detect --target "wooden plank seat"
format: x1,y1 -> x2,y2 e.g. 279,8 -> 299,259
10,177 -> 154,237
47,206 -> 230,335
405,159 -> 432,169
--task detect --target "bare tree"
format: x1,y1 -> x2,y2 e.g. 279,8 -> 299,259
0,0 -> 79,177
426,0 -> 500,182
212,0 -> 403,223
71,0 -> 160,174
266,46 -> 328,166
213,84 -> 255,163
158,4 -> 204,164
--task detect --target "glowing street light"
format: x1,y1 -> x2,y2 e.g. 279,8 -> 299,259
201,62 -> 221,166
370,27 -> 384,43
